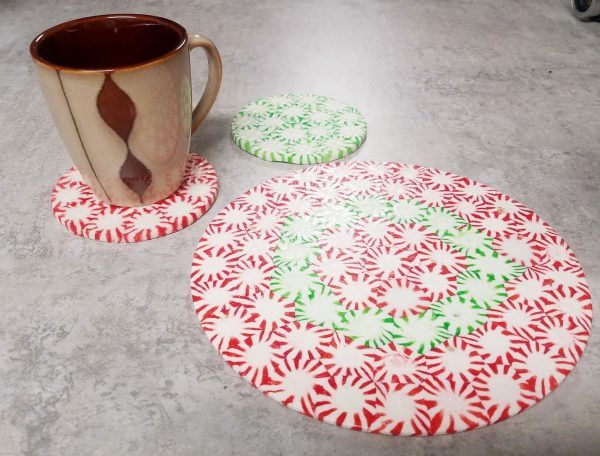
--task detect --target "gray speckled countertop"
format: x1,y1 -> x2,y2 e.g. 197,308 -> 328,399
1,0 -> 599,454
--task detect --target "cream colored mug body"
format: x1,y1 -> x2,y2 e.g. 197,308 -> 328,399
31,14 -> 222,207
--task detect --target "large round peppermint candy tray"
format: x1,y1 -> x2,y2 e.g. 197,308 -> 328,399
190,161 -> 591,435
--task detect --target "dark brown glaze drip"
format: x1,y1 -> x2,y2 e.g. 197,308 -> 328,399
97,73 -> 151,202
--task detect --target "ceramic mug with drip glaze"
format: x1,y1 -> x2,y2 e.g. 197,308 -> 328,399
30,14 -> 222,207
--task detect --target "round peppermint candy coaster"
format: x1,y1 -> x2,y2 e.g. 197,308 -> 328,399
52,154 -> 219,243
190,161 -> 591,435
231,93 -> 367,164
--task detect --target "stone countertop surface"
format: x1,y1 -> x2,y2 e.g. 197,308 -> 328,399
1,0 -> 599,454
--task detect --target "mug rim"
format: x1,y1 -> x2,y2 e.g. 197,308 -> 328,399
30,13 -> 188,73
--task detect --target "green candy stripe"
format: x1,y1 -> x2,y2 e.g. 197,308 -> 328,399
394,311 -> 451,354
294,283 -> 346,329
456,270 -> 508,309
466,248 -> 526,282
431,295 -> 488,336
384,199 -> 428,224
334,307 -> 399,348
421,206 -> 467,236
442,224 -> 494,255
268,199 -> 526,355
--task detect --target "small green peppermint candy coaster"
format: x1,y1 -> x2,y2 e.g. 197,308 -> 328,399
231,93 -> 367,164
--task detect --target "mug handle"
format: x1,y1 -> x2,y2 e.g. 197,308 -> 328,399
188,33 -> 222,134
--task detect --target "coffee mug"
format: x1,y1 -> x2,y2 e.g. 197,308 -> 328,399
30,14 -> 222,207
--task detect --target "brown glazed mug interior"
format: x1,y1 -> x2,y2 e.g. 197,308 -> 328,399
30,14 -> 187,71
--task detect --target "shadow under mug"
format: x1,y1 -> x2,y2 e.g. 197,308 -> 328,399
30,14 -> 222,207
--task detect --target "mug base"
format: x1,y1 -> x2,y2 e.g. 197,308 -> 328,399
51,153 -> 219,243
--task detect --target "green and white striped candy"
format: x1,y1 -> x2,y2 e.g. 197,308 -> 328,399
431,295 -> 488,336
344,196 -> 391,218
466,248 -> 526,282
442,224 -> 494,255
231,94 -> 367,164
334,307 -> 399,348
294,284 -> 345,328
421,206 -> 467,237
279,215 -> 324,243
311,204 -> 359,230
273,239 -> 320,268
456,270 -> 508,309
270,264 -> 321,301
385,199 -> 428,224
394,310 -> 450,354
